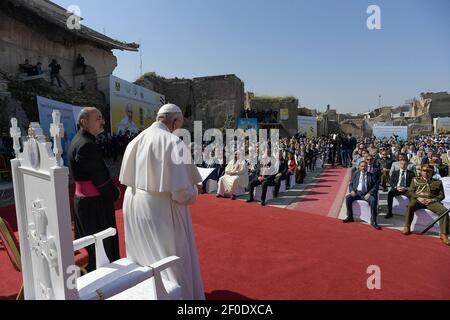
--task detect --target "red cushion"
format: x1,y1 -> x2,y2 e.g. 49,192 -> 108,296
74,249 -> 89,268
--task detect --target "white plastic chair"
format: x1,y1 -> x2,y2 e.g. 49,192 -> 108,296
392,195 -> 409,216
352,200 -> 372,224
254,185 -> 274,202
206,180 -> 218,193
411,209 -> 441,234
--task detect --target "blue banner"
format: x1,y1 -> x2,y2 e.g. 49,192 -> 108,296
37,96 -> 80,165
237,118 -> 258,131
373,125 -> 408,141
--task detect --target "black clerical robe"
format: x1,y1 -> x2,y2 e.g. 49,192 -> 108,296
69,129 -> 120,272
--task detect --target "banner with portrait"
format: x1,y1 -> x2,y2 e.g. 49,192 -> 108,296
110,75 -> 165,135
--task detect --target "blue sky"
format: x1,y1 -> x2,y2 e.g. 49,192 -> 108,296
54,0 -> 450,113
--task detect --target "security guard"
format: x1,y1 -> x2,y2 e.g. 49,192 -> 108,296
403,164 -> 449,246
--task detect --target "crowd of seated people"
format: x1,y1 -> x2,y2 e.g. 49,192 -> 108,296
198,134 -> 337,205
94,129 -> 450,245
199,132 -> 450,245
343,135 -> 450,245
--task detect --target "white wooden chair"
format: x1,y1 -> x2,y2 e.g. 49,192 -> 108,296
10,114 -> 181,300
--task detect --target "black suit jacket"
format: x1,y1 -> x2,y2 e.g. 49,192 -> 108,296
390,169 -> 415,190
277,158 -> 288,176
367,164 -> 381,182
349,171 -> 378,197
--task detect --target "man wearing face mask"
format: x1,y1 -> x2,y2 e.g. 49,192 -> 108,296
69,107 -> 121,272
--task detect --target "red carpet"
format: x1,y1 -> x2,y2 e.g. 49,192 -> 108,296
288,166 -> 351,218
2,181 -> 450,300
190,195 -> 450,300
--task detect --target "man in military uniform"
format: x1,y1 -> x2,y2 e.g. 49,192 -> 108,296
403,164 -> 449,246
69,107 -> 121,271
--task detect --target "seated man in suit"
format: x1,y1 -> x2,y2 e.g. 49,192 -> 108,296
201,150 -> 223,194
403,164 -> 449,246
430,155 -> 448,180
365,154 -> 380,184
343,161 -> 381,230
391,153 -> 417,177
351,149 -> 368,175
273,151 -> 289,197
246,154 -> 277,206
385,157 -> 415,219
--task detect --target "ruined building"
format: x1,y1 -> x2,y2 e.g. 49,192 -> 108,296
135,73 -> 246,133
245,95 -> 299,137
0,0 -> 138,133
410,92 -> 450,118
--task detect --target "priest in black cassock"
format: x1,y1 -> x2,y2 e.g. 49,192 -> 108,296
69,107 -> 121,272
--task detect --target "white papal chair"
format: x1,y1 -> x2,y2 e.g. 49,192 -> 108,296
10,114 -> 181,300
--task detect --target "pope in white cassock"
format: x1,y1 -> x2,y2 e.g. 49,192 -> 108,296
119,104 -> 205,300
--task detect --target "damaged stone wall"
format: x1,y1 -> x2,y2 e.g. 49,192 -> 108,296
247,97 -> 299,137
0,5 -> 117,100
135,73 -> 245,132
0,95 -> 29,135
339,119 -> 365,137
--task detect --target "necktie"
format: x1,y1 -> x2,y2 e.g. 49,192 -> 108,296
362,174 -> 367,194
401,171 -> 406,187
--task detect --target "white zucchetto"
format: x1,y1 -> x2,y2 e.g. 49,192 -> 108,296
157,104 -> 182,115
